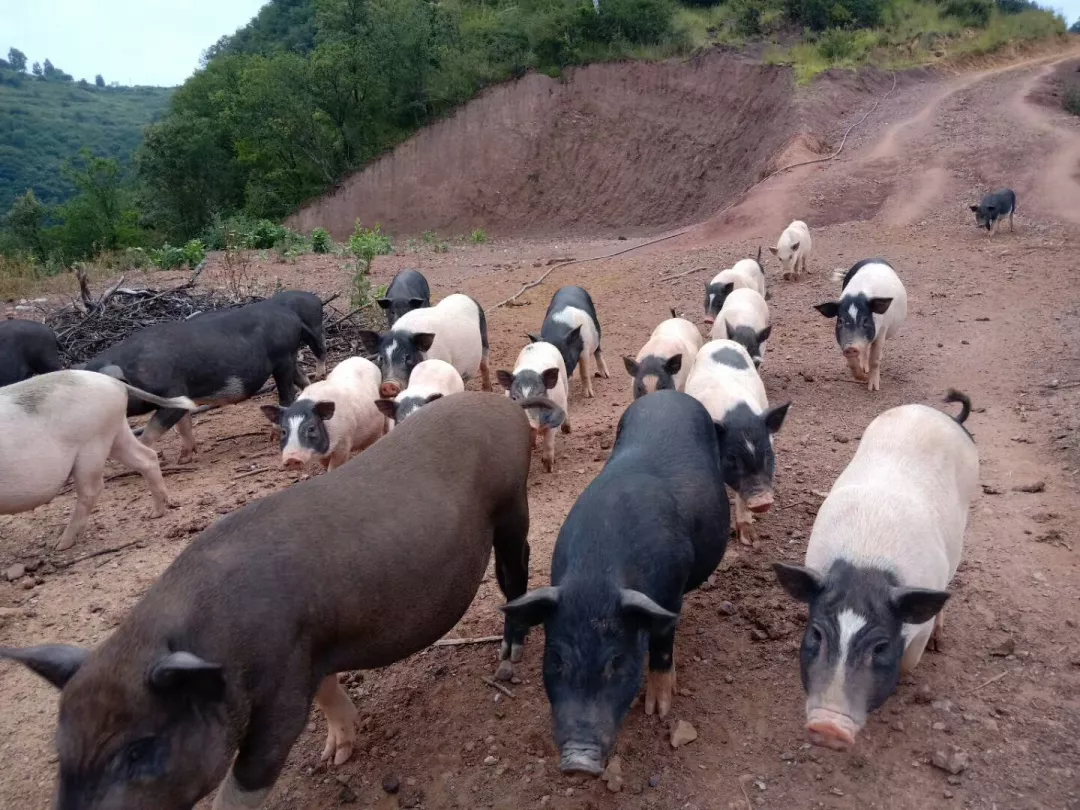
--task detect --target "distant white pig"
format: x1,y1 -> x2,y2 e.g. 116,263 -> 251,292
375,358 -> 464,426
261,356 -> 385,470
497,341 -> 570,472
623,313 -> 703,398
685,340 -> 790,545
0,370 -> 195,550
769,220 -> 812,280
704,247 -> 766,325
814,259 -> 908,392
774,390 -> 978,752
711,288 -> 771,369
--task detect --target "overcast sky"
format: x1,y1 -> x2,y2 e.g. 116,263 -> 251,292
2,0 -> 269,87
2,0 -> 1078,88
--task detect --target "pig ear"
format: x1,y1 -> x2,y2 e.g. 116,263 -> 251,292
0,644 -> 89,690
622,356 -> 640,377
814,302 -> 840,318
313,400 -> 336,421
496,370 -> 515,390
889,588 -> 950,625
768,246 -> 779,256
408,298 -> 425,309
259,404 -> 283,425
424,393 -> 444,405
376,298 -> 391,310
763,401 -> 791,434
969,205 -> 979,212
772,563 -> 824,603
374,399 -> 398,420
541,367 -> 560,389
501,586 -> 560,628
620,589 -> 678,635
358,330 -> 382,354
868,297 -> 893,315
664,354 -> 682,375
789,241 -> 800,252
566,326 -> 584,352
148,651 -> 225,703
526,333 -> 542,344
757,325 -> 772,343
412,333 -> 436,353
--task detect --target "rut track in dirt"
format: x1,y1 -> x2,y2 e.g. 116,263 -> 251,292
2,53 -> 1080,810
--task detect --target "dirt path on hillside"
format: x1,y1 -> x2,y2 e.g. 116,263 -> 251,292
2,53 -> 1080,810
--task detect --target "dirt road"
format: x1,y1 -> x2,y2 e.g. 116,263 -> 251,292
1,52 -> 1079,810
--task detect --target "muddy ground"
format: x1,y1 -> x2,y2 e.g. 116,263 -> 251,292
2,50 -> 1080,810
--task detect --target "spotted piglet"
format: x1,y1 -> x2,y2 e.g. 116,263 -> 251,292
704,247 -> 766,325
498,341 -> 569,472
774,391 -> 978,752
375,358 -> 464,426
815,259 -> 907,392
261,356 -> 385,471
530,286 -> 609,398
623,313 -> 703,398
685,339 -> 790,545
711,288 -> 771,369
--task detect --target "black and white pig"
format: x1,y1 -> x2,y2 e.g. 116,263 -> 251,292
0,318 -> 63,387
969,188 -> 1016,236
267,290 -> 327,379
502,390 -> 730,776
359,293 -> 491,399
82,302 -> 320,462
529,285 -> 610,398
0,391 -> 565,810
685,339 -> 790,545
774,391 -> 978,752
377,268 -> 431,327
814,259 -> 907,392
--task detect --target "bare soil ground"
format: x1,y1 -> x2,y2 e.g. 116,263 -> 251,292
3,50 -> 1080,810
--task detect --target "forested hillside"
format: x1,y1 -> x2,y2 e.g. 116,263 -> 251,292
0,54 -> 171,212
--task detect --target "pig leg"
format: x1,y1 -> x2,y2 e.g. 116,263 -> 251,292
540,427 -> 556,473
928,609 -> 945,652
493,498 -> 531,681
140,406 -> 188,453
175,413 -> 198,464
1009,210 -> 1014,232
901,625 -> 933,675
272,361 -> 299,407
479,356 -> 493,392
560,418 -> 572,435
292,361 -> 311,391
56,447 -> 109,551
578,354 -> 595,398
734,494 -> 757,546
315,674 -> 358,766
211,770 -> 271,810
594,347 -> 610,378
325,447 -> 350,471
109,425 -> 173,517
867,340 -> 885,392
645,631 -> 678,717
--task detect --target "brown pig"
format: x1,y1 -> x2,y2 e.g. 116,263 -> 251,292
0,391 -> 564,810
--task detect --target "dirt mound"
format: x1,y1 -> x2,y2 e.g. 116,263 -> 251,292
288,52 -> 800,240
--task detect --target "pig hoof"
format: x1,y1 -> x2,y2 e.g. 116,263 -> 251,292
509,642 -> 524,664
736,523 -> 757,546
645,669 -> 676,717
149,505 -> 167,519
495,659 -> 515,682
584,388 -> 595,399
54,534 -> 77,552
542,457 -> 555,473
321,725 -> 356,766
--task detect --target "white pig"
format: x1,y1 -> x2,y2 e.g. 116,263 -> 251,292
711,288 -> 771,368
774,391 -> 978,752
623,314 -> 703,398
769,220 -> 812,280
0,370 -> 195,550
496,341 -> 570,472
685,340 -> 790,545
374,359 -> 465,426
704,248 -> 766,325
260,356 -> 385,470
814,259 -> 908,392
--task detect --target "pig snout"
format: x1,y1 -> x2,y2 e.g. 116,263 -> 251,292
703,315 -> 715,326
806,708 -> 860,751
379,381 -> 403,398
283,457 -> 305,471
559,743 -> 605,776
842,346 -> 859,359
744,491 -> 774,513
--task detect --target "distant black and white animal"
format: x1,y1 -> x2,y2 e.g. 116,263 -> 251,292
814,259 -> 907,392
377,268 -> 431,327
502,390 -> 730,777
0,319 -> 63,388
711,288 -> 770,369
969,188 -> 1016,236
774,390 -> 978,752
498,342 -> 569,472
704,248 -> 766,325
530,286 -> 609,398
769,220 -> 812,280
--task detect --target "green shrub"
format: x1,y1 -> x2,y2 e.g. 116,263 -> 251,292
150,239 -> 205,270
349,223 -> 393,308
470,228 -> 488,244
817,27 -> 862,58
941,0 -> 992,26
311,227 -> 332,253
787,0 -> 884,30
248,219 -> 287,249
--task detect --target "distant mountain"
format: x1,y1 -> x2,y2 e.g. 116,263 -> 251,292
0,69 -> 172,212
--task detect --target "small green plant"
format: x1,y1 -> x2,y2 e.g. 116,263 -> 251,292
150,239 -> 205,270
348,223 -> 393,308
1064,86 -> 1080,117
469,228 -> 488,244
311,227 -> 332,253
421,230 -> 438,244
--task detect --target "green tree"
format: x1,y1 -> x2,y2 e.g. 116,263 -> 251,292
7,48 -> 27,72
56,150 -> 141,258
31,61 -> 42,76
95,74 -> 105,87
4,189 -> 50,261
42,58 -> 55,78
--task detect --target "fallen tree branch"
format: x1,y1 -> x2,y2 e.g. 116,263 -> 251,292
966,671 -> 1007,695
57,540 -> 140,569
480,675 -> 515,698
432,635 -> 501,647
233,467 -> 270,481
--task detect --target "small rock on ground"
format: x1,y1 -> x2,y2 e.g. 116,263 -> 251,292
931,745 -> 969,775
601,756 -> 623,793
671,720 -> 698,749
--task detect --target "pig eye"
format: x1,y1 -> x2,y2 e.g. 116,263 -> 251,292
115,737 -> 159,778
871,640 -> 890,657
807,626 -> 824,649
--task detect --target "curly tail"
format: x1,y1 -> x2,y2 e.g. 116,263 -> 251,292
944,389 -> 971,425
